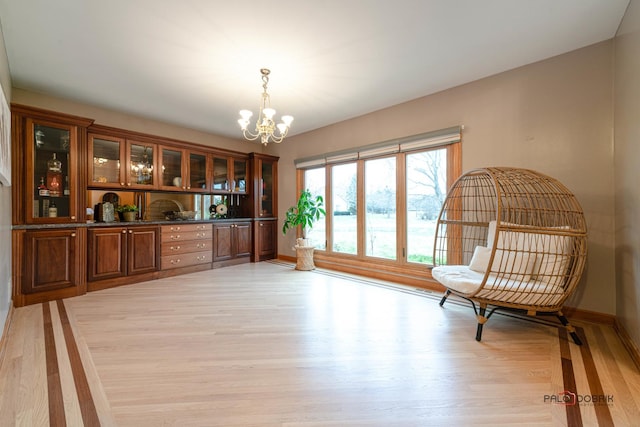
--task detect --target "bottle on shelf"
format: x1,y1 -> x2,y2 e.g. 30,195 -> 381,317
37,177 -> 49,197
48,201 -> 57,217
63,176 -> 70,196
46,153 -> 62,197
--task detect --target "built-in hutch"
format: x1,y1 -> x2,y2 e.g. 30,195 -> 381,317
10,104 -> 278,307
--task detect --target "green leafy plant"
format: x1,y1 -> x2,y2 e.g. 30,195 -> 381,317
116,204 -> 139,212
282,189 -> 325,238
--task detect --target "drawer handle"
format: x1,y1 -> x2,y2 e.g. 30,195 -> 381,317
170,246 -> 181,251
197,243 -> 205,249
170,259 -> 181,264
171,235 -> 181,240
197,256 -> 205,261
171,226 -> 181,231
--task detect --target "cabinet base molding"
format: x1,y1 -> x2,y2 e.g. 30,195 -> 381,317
87,271 -> 161,292
213,257 -> 251,269
158,263 -> 212,278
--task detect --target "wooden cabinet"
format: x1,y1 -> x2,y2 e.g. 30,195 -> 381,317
12,228 -> 85,306
250,153 -> 278,218
248,154 -> 279,260
88,133 -> 158,190
213,221 -> 252,264
11,106 -> 94,225
253,219 -> 277,261
161,223 -> 212,270
88,225 -> 159,282
159,146 -> 210,192
10,106 -> 280,307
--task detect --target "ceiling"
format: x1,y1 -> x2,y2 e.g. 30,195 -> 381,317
0,0 -> 630,139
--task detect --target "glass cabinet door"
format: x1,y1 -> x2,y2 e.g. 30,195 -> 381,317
27,119 -> 77,223
212,156 -> 229,191
127,141 -> 157,189
188,151 -> 208,191
160,146 -> 184,190
260,160 -> 275,217
89,134 -> 125,187
233,158 -> 248,193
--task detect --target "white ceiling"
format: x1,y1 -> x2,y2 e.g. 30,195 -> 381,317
0,0 -> 630,139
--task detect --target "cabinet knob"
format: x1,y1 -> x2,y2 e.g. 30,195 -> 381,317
186,186 -> 190,190
127,183 -> 131,186
121,182 -> 125,186
260,223 -> 264,227
71,233 -> 76,237
71,216 -> 76,220
122,230 -> 127,234
128,230 -> 133,234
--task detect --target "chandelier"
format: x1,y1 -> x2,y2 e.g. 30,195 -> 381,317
238,68 -> 293,146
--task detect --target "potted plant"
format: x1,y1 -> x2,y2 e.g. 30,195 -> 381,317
282,189 -> 325,270
117,204 -> 139,222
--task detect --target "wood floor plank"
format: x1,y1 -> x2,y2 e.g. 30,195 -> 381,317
43,302 -> 66,427
1,262 -> 639,426
56,300 -> 101,427
49,299 -> 83,426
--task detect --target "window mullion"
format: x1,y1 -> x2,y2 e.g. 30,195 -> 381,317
356,159 -> 365,257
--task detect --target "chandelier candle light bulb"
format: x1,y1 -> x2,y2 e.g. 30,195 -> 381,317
238,68 -> 293,146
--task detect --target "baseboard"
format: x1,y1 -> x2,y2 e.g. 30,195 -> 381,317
278,254 -> 296,263
613,318 -> 640,371
562,306 -> 616,326
0,303 -> 15,371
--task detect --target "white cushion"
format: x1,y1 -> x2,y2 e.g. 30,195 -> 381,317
468,245 -> 536,282
469,246 -> 492,273
432,265 -> 566,306
487,220 -> 497,247
493,223 -> 572,285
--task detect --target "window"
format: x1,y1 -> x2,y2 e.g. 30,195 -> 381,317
294,126 -> 461,275
304,167 -> 326,249
332,163 -> 358,254
365,157 -> 396,259
406,149 -> 446,265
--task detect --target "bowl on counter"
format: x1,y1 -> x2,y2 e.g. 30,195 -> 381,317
163,210 -> 197,221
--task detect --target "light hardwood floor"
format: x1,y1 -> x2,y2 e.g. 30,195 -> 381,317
1,261 -> 639,426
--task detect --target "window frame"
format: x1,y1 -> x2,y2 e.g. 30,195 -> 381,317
294,130 -> 461,284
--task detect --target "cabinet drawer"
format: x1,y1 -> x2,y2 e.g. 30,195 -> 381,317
161,229 -> 212,243
161,239 -> 211,256
161,223 -> 212,234
161,251 -> 212,270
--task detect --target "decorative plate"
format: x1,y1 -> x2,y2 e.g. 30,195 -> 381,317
216,204 -> 228,215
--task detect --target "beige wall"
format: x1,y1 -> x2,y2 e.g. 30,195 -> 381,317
614,0 -> 640,348
272,41 -> 616,315
0,21 -> 12,335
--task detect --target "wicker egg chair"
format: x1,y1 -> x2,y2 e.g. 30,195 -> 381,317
432,167 -> 588,345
